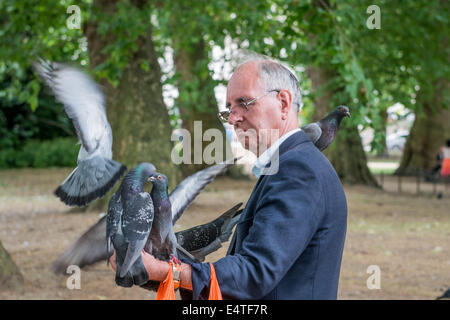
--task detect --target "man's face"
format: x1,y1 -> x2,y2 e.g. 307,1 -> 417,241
226,63 -> 282,155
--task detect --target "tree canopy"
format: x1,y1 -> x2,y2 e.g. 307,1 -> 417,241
0,0 -> 448,177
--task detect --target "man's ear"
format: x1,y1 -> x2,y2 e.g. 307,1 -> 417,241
279,90 -> 293,119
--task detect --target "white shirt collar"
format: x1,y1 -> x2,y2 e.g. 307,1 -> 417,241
252,128 -> 301,178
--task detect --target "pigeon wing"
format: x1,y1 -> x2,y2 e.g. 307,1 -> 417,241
301,122 -> 322,145
175,203 -> 242,252
106,193 -> 122,254
169,161 -> 233,224
120,192 -> 154,277
33,59 -> 111,156
51,214 -> 110,274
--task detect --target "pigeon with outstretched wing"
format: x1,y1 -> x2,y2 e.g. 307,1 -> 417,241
33,59 -> 126,207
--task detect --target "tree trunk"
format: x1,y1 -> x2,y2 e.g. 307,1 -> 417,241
83,0 -> 181,211
172,35 -> 232,177
0,240 -> 23,290
307,66 -> 378,186
376,108 -> 389,158
396,80 -> 450,175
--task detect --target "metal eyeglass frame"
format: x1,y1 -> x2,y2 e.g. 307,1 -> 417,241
217,89 -> 280,123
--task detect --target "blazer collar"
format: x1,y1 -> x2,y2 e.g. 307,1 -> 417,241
253,130 -> 311,181
278,129 -> 311,157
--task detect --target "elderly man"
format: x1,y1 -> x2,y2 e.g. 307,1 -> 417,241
113,58 -> 348,300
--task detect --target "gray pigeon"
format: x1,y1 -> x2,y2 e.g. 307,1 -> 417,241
301,105 -> 350,151
144,172 -> 178,262
33,59 -> 126,207
138,172 -> 181,291
51,160 -> 234,273
107,162 -> 156,287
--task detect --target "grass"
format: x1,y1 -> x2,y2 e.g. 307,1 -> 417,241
369,167 -> 397,175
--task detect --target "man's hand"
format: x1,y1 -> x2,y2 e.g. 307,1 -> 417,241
109,251 -> 117,271
108,250 -> 192,290
108,250 -> 169,282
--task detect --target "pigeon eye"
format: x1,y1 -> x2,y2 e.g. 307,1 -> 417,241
157,175 -> 162,180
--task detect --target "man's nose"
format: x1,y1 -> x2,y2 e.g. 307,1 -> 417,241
227,110 -> 243,125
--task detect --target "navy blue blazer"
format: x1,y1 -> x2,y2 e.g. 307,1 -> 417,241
188,130 -> 347,300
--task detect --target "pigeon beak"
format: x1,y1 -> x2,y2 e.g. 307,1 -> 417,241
345,111 -> 351,118
148,176 -> 156,182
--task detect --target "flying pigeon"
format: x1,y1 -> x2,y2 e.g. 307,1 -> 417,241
107,163 -> 156,287
33,59 -> 126,207
301,105 -> 350,151
51,160 -> 235,273
176,202 -> 243,262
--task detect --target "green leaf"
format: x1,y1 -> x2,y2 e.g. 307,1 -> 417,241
140,61 -> 150,72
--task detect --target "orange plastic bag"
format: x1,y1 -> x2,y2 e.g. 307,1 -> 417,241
156,262 -> 222,300
156,262 -> 176,300
208,263 -> 222,300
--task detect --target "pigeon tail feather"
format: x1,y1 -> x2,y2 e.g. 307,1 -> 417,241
188,239 -> 222,262
55,157 -> 126,207
219,209 -> 243,242
115,271 -> 134,287
120,240 -> 146,278
129,258 -> 149,286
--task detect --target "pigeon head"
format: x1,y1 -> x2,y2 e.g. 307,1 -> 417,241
148,172 -> 169,191
126,162 -> 157,186
138,162 -> 157,179
335,105 -> 350,118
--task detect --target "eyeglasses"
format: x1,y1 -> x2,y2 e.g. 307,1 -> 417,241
217,89 -> 280,123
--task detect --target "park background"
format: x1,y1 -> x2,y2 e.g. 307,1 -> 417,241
0,0 -> 449,299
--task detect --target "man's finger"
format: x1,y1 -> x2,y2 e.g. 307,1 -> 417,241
109,250 -> 117,272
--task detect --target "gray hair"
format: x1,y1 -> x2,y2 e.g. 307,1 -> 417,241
256,59 -> 303,112
234,54 -> 303,112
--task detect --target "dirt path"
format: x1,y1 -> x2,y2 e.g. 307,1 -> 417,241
0,168 -> 449,299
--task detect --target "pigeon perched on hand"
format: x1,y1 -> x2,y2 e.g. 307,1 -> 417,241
107,163 -> 156,287
144,172 -> 178,262
301,106 -> 350,151
33,59 -> 126,207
